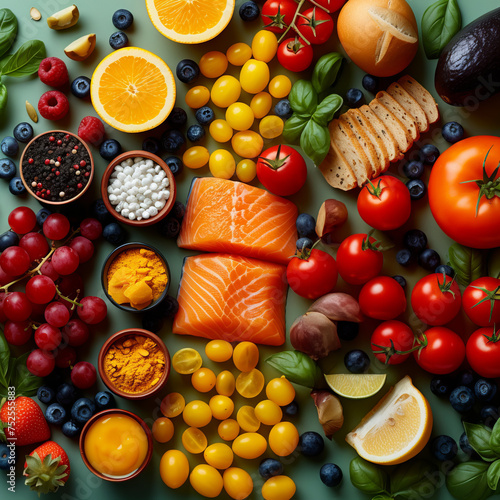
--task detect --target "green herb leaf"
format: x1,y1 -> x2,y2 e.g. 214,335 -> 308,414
373,495 -> 393,500
0,39 -> 46,78
490,418 -> 500,455
312,94 -> 343,127
266,350 -> 323,388
465,423 -> 498,462
488,248 -> 500,279
422,0 -> 462,59
448,243 -> 485,286
487,460 -> 500,491
446,461 -> 493,500
288,80 -> 318,116
0,9 -> 18,60
283,114 -> 309,144
391,459 -> 439,499
0,81 -> 7,111
349,457 -> 389,495
0,331 -> 10,391
300,119 -> 330,166
11,352 -> 42,396
311,52 -> 343,94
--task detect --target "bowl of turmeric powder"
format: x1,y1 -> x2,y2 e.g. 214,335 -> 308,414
98,328 -> 170,400
101,242 -> 170,312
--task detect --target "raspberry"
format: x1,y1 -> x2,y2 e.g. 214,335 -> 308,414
38,91 -> 70,121
38,57 -> 69,87
78,116 -> 105,146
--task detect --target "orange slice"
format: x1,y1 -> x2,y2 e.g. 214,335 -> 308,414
145,0 -> 235,44
90,47 -> 176,133
346,376 -> 432,465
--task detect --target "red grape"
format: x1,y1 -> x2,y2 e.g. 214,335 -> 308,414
55,346 -> 77,369
40,260 -> 60,281
0,265 -> 10,286
77,296 -> 107,325
4,320 -> 33,345
58,273 -> 83,297
51,246 -> 79,275
34,323 -> 62,350
30,302 -> 47,322
80,218 -> 102,240
19,232 -> 49,261
8,207 -> 36,234
4,292 -> 32,322
26,275 -> 56,304
27,349 -> 55,377
63,319 -> 89,347
56,296 -> 75,318
43,214 -> 70,241
0,246 -> 31,276
0,292 -> 8,322
71,361 -> 97,389
44,301 -> 70,328
69,236 -> 94,263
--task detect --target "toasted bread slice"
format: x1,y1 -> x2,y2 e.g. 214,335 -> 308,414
387,83 -> 429,133
376,91 -> 419,141
398,75 -> 439,124
319,147 -> 358,191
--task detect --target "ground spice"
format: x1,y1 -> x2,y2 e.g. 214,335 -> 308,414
104,335 -> 166,394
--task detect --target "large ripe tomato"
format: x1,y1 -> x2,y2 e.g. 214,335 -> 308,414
261,0 -> 296,33
428,136 -> 500,248
358,276 -> 406,320
357,176 -> 411,231
466,327 -> 500,378
296,7 -> 334,45
311,0 -> 347,14
371,320 -> 415,365
256,145 -> 307,196
277,38 -> 314,73
414,327 -> 465,375
286,249 -> 338,299
463,277 -> 500,327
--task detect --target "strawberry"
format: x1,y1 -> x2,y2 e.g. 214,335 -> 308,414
0,397 -> 50,446
24,441 -> 70,494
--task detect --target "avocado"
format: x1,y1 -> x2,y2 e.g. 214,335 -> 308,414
435,7 -> 500,107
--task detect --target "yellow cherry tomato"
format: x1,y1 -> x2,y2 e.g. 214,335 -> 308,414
250,92 -> 273,119
232,432 -> 267,459
205,339 -> 233,362
211,75 -> 241,108
209,395 -> 235,420
223,467 -> 254,500
190,464 -> 224,498
191,367 -> 216,393
182,427 -> 208,454
152,417 -> 174,443
225,102 -> 254,131
183,400 -> 212,427
236,369 -> 265,398
254,400 -> 283,426
185,86 -> 210,109
266,377 -> 295,406
204,443 -> 234,470
172,348 -> 203,374
233,341 -> 260,372
216,370 -> 236,397
159,449 -> 189,489
231,131 -> 263,159
226,42 -> 252,66
183,146 -> 210,169
237,405 -> 261,432
209,149 -> 236,179
240,60 -> 270,94
268,75 -> 292,98
268,422 -> 299,457
218,418 -> 240,441
199,51 -> 228,78
209,119 -> 233,143
160,392 -> 185,418
259,115 -> 284,139
262,476 -> 296,500
236,159 -> 257,183
252,30 -> 278,63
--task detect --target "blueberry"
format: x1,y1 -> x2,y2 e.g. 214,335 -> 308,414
406,179 -> 426,200
459,432 -> 480,459
109,31 -> 128,50
0,443 -> 14,470
419,144 -> 440,165
259,458 -> 283,479
162,129 -> 185,153
91,198 -> 114,225
403,160 -> 424,179
282,400 -> 299,417
142,137 -> 161,155
45,403 -> 67,425
70,76 -> 91,99
9,176 -> 25,195
296,213 -> 316,239
435,264 -> 455,278
36,208 -> 52,227
457,370 -> 476,389
142,311 -> 164,332
0,231 -> 19,251
37,385 -> 56,405
71,398 -> 96,425
56,383 -> 80,407
299,431 -> 324,457
344,349 -> 370,374
195,106 -> 215,126
403,229 -> 427,252
158,295 -> 179,320
430,376 -> 453,398
164,156 -> 183,177
239,1 -> 260,21
362,74 -> 378,93
442,122 -> 464,144
320,463 -> 343,487
481,406 -> 500,427
103,222 -> 126,245
176,59 -> 200,84
1,137 -> 18,157
171,201 -> 186,220
396,249 -> 414,267
346,88 -> 364,107
474,379 -> 497,403
13,122 -> 33,143
432,435 -> 458,461
187,124 -> 205,142
94,391 -> 116,411
0,158 -> 16,180
296,237 -> 314,251
392,275 -> 407,289
112,9 -> 133,30
99,139 -> 122,161
62,420 -> 81,438
275,99 -> 292,119
418,248 -> 441,271
159,215 -> 181,238
337,321 -> 359,341
167,107 -> 188,128
449,386 -> 475,413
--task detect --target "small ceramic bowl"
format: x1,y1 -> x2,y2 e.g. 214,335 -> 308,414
101,150 -> 176,227
79,408 -> 153,482
19,130 -> 94,205
101,242 -> 170,313
98,328 -> 170,401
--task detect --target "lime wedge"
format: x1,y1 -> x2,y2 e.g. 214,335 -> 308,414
324,373 -> 386,399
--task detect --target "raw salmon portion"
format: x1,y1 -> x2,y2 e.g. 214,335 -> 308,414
177,178 -> 298,265
173,254 -> 287,346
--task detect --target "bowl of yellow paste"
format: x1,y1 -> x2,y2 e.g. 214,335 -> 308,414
101,242 -> 170,312
80,408 -> 153,481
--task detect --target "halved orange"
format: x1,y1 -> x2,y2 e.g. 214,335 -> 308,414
145,0 -> 235,44
90,47 -> 176,133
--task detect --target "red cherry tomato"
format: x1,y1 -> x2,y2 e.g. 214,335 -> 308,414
466,327 -> 500,378
462,277 -> 500,327
371,320 -> 415,365
261,0 -> 296,33
296,7 -> 334,45
359,276 -> 406,320
277,37 -> 314,72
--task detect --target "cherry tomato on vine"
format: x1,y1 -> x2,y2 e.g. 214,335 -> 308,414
371,320 -> 415,365
359,276 -> 406,320
261,0 -> 296,33
312,0 -> 347,13
466,327 -> 500,378
462,277 -> 500,327
277,37 -> 314,73
296,7 -> 334,45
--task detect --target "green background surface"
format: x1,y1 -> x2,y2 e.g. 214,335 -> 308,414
1,0 -> 499,499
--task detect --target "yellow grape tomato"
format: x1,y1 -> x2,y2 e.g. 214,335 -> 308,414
266,377 -> 295,406
226,42 -> 252,66
236,369 -> 265,398
182,427 -> 208,454
232,432 -> 267,459
204,443 -> 234,470
211,75 -> 241,108
205,339 -> 233,362
209,119 -> 233,143
232,341 -> 260,372
231,131 -> 263,158
225,102 -> 254,131
236,159 -> 257,183
259,115 -> 284,139
199,51 -> 228,78
185,86 -> 210,109
183,146 -> 210,169
190,464 -> 224,498
254,400 -> 283,426
240,59 -> 270,94
223,467 -> 254,500
236,405 -> 261,432
218,419 -> 240,441
268,75 -> 292,99
152,417 -> 174,443
250,92 -> 272,119
183,400 -> 212,427
262,476 -> 296,500
160,392 -> 185,418
268,422 -> 299,457
172,348 -> 202,374
216,370 -> 236,397
159,449 -> 189,489
191,367 -> 216,393
209,149 -> 236,179
209,395 -> 235,420
252,30 -> 278,63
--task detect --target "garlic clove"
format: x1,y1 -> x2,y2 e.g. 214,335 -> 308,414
311,390 -> 344,439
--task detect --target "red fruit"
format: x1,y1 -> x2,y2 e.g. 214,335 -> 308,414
38,57 -> 69,87
4,320 -> 33,346
27,349 -> 55,377
4,292 -> 32,322
79,218 -> 102,240
71,361 -> 97,389
0,246 -> 31,276
26,275 -> 57,304
31,302 -> 48,322
45,302 -> 70,328
40,261 -> 60,281
0,266 -> 11,286
35,323 -> 62,351
38,91 -> 70,121
69,236 -> 94,263
0,292 -> 8,322
77,296 -> 107,325
63,319 -> 89,347
20,232 -> 50,261
58,273 -> 84,297
78,116 -> 105,146
8,206 -> 37,234
43,213 -> 70,241
51,246 -> 80,276
55,346 -> 77,369
0,396 -> 51,446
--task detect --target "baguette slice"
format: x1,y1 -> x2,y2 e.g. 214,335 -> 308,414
387,82 -> 429,133
376,91 -> 420,141
398,75 -> 439,124
319,147 -> 358,191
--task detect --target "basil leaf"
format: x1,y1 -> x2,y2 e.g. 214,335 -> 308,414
0,39 -> 46,78
349,457 -> 388,495
465,423 -> 498,462
288,80 -> 318,116
487,460 -> 500,491
422,0 -> 462,59
446,461 -> 493,500
11,352 -> 42,396
266,350 -> 323,388
0,331 -> 10,390
0,9 -> 17,60
488,248 -> 500,279
312,52 -> 343,94
448,243 -> 485,286
391,459 -> 439,499
283,114 -> 309,144
490,418 -> 500,455
0,81 -> 6,111
312,94 -> 343,127
300,119 -> 330,166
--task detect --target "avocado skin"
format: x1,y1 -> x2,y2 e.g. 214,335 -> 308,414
435,7 -> 500,107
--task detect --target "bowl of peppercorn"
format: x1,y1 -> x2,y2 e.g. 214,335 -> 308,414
19,130 -> 94,204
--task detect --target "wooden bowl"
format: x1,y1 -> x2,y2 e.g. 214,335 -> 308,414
98,328 -> 170,401
79,408 -> 153,482
101,150 -> 176,227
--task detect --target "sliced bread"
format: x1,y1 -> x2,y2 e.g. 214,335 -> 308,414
318,146 -> 358,191
387,82 -> 429,133
398,75 -> 439,124
376,91 -> 420,141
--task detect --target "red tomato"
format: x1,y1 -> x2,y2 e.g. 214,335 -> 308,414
296,7 -> 334,45
256,145 -> 307,196
359,276 -> 406,320
336,234 -> 383,285
466,327 -> 500,378
414,327 -> 465,375
277,38 -> 314,72
462,277 -> 500,327
428,136 -> 500,248
286,249 -> 338,299
371,320 -> 415,365
357,176 -> 411,231
310,0 -> 347,14
411,273 -> 461,326
261,0 -> 296,33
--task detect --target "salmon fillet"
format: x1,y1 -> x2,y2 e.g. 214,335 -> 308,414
177,178 -> 298,265
173,254 -> 287,346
